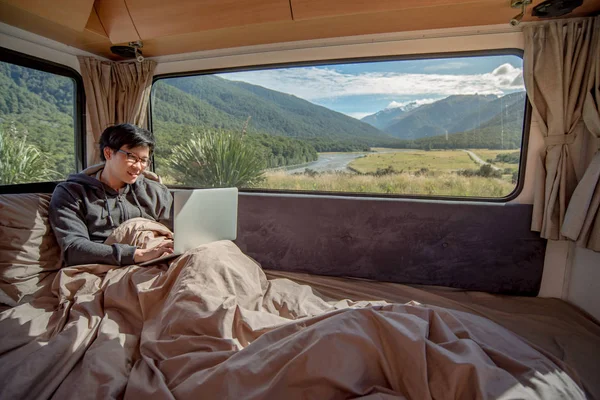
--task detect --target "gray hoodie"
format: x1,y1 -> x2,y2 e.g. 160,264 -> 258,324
49,164 -> 173,267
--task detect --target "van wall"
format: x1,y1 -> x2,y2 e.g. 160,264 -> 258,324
567,247 -> 600,320
2,22 -> 598,319
0,22 -> 85,72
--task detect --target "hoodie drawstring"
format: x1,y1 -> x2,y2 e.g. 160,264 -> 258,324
97,168 -> 147,227
101,184 -> 116,228
131,189 -> 145,219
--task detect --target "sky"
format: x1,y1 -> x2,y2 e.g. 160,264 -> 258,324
217,55 -> 525,120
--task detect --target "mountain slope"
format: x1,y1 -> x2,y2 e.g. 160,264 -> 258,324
447,92 -> 526,134
360,107 -> 406,130
0,63 -> 76,177
155,75 -> 390,142
407,98 -> 526,150
384,95 -> 497,139
152,82 -> 240,129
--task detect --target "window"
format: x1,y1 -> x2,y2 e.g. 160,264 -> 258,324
151,51 -> 528,199
0,48 -> 83,187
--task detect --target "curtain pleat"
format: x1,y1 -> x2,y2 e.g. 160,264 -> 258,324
77,57 -> 157,165
523,17 -> 597,241
561,17 -> 600,251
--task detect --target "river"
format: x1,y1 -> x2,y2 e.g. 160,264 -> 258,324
285,149 -> 414,174
284,152 -> 367,174
284,149 -> 416,174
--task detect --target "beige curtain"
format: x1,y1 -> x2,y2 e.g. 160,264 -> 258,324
78,57 -> 114,164
78,57 -> 157,165
523,17 -> 597,240
561,17 -> 600,251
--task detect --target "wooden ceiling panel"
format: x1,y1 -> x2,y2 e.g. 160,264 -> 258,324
140,1 -> 523,57
136,0 -> 600,57
0,1 -> 111,47
291,0 -> 498,20
1,0 -> 599,60
95,0 -> 140,44
85,7 -> 108,38
0,0 -> 95,31
125,0 -> 293,40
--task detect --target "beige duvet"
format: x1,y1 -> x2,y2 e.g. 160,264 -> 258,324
0,219 -> 592,399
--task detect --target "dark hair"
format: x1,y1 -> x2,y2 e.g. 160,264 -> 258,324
99,123 -> 155,161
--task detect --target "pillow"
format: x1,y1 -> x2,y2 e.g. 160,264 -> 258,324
0,193 -> 62,306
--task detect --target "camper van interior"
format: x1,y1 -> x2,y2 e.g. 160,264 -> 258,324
0,0 -> 599,399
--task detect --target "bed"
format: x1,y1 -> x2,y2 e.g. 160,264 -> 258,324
1,193 -> 599,399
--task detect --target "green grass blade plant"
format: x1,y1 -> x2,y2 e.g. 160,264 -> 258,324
169,129 -> 265,187
0,124 -> 58,185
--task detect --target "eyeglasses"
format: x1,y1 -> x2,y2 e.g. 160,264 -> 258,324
116,149 -> 151,167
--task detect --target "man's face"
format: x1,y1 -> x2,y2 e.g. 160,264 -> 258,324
106,145 -> 151,185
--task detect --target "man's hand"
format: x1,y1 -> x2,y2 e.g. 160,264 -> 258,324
134,241 -> 174,264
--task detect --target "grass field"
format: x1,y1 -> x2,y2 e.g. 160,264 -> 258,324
161,148 -> 520,197
260,170 -> 515,197
348,150 -> 478,174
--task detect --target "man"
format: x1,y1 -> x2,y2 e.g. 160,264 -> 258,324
49,123 -> 173,266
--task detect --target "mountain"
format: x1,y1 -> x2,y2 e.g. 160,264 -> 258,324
360,93 -> 526,142
361,107 -> 406,130
154,76 -> 390,143
446,92 -> 526,134
0,63 -> 76,178
405,98 -> 526,150
151,82 -> 239,128
383,94 -> 498,140
360,100 -> 429,130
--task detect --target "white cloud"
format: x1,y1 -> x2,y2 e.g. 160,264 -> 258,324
385,101 -> 404,109
384,98 -> 439,110
219,63 -> 524,102
491,63 -> 523,88
423,62 -> 470,71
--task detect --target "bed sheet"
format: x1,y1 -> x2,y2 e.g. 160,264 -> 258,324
265,270 -> 600,399
0,218 -> 594,399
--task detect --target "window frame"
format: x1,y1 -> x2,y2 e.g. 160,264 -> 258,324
0,47 -> 86,194
150,48 -> 531,203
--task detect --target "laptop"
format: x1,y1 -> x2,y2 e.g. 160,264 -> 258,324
139,187 -> 238,266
